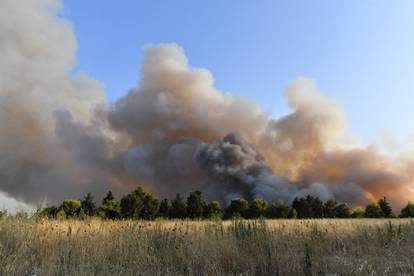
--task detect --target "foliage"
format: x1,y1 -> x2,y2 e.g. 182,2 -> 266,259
186,190 -> 204,219
292,196 -> 323,219
158,199 -> 170,218
203,201 -> 222,218
225,198 -> 249,218
61,199 -> 82,218
378,197 -> 393,218
120,188 -> 146,219
324,198 -> 336,218
400,202 -> 414,218
351,208 -> 365,218
334,203 -> 351,218
81,192 -> 97,217
267,201 -> 289,218
248,198 -> 268,218
365,203 -> 383,218
169,193 -> 187,219
99,191 -> 121,219
15,186 -> 413,220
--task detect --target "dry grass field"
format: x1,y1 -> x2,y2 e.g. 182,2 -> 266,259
1,218 -> 414,275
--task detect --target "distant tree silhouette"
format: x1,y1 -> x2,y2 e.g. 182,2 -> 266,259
120,188 -> 145,219
351,208 -> 365,218
310,196 -> 324,218
203,201 -> 222,219
324,198 -> 337,218
169,193 -> 187,219
365,203 -> 382,218
141,194 -> 159,220
225,198 -> 249,218
61,199 -> 81,218
100,191 -> 121,219
334,203 -> 351,218
400,202 -> 414,218
158,198 -> 170,218
248,198 -> 268,218
378,197 -> 393,218
81,192 -> 97,216
267,201 -> 290,219
120,187 -> 159,220
186,191 -> 204,219
39,205 -> 58,219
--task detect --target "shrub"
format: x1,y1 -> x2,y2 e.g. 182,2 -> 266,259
225,198 -> 249,219
400,202 -> 414,218
365,203 -> 382,218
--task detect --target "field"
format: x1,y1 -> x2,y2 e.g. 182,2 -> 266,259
1,218 -> 414,275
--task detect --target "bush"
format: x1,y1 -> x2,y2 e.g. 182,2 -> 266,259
334,203 -> 351,218
225,198 -> 249,219
400,202 -> 414,218
365,203 -> 382,218
61,199 -> 82,218
267,201 -> 290,219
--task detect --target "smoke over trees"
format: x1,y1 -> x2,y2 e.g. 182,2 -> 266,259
0,0 -> 414,211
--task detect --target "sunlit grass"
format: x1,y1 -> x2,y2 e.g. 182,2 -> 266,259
1,218 -> 413,275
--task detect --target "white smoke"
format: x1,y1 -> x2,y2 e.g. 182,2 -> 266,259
0,0 -> 413,210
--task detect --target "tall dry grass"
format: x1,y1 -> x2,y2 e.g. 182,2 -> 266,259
0,218 -> 413,275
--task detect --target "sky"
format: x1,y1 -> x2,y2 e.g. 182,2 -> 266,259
62,0 -> 414,146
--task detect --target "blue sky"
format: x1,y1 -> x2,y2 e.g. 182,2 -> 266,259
63,0 -> 414,145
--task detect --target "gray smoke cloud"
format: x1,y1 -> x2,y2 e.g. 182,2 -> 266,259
1,0 -> 413,210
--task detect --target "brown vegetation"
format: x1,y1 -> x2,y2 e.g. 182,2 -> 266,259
1,218 -> 414,275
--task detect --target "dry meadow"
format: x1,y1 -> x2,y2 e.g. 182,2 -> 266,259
1,218 -> 414,275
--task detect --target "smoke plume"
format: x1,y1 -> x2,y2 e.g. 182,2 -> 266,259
1,0 -> 413,210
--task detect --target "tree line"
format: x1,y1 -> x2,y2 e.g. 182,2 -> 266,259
28,187 -> 414,220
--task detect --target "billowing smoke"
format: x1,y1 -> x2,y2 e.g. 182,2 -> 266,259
1,0 -> 413,210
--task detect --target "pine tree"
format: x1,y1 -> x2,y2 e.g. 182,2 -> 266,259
324,198 -> 337,218
158,198 -> 170,218
81,192 -> 97,216
99,191 -> 121,219
186,191 -> 204,219
378,197 -> 393,218
169,193 -> 187,219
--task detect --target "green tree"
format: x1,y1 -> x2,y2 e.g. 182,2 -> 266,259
334,203 -> 351,218
365,203 -> 382,218
99,191 -> 121,219
310,196 -> 324,218
186,191 -> 204,219
38,205 -> 58,219
120,188 -> 145,219
267,201 -> 290,218
158,198 -> 170,218
292,197 -> 312,218
81,192 -> 97,216
169,193 -> 187,219
400,202 -> 414,218
248,198 -> 268,218
324,198 -> 337,218
203,201 -> 222,219
351,208 -> 365,218
141,194 -> 159,220
225,198 -> 249,219
288,207 -> 297,219
378,197 -> 393,218
61,199 -> 82,218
